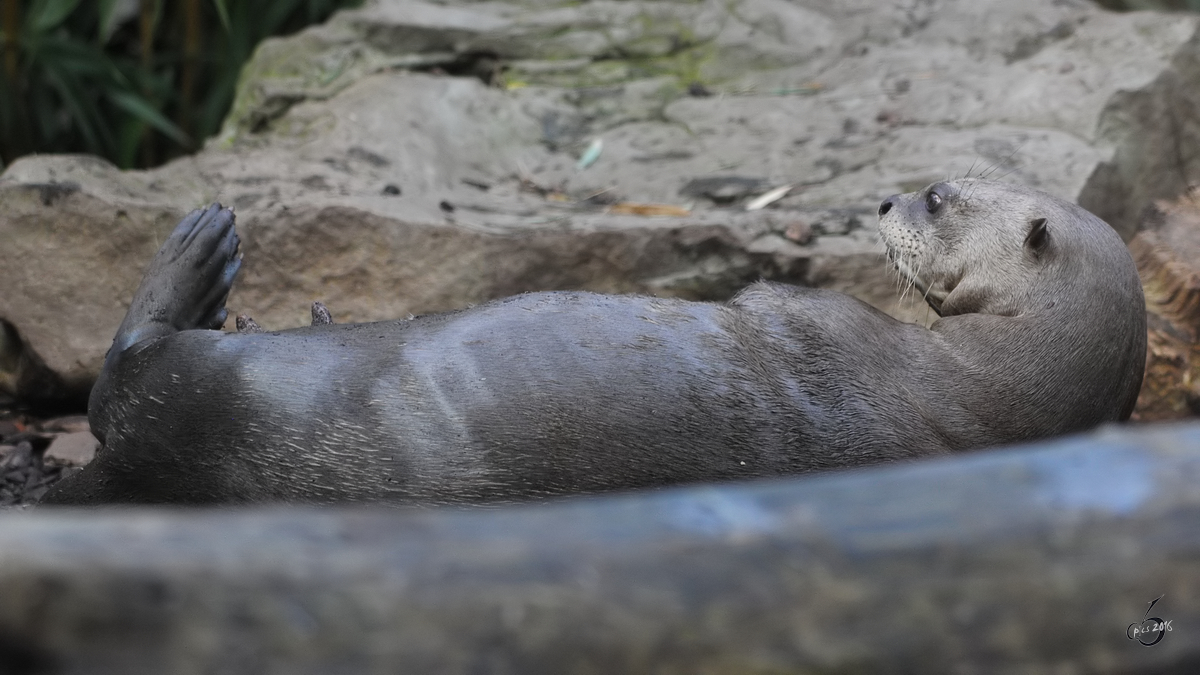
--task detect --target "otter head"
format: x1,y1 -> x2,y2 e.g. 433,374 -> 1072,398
877,178 -> 1146,424
876,178 -> 1106,318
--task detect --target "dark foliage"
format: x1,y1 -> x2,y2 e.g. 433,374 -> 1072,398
0,0 -> 361,169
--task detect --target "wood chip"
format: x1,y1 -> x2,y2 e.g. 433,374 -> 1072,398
608,203 -> 691,217
745,184 -> 792,211
576,139 -> 604,170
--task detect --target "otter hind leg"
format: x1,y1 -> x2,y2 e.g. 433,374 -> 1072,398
112,204 -> 241,352
46,206 -> 241,506
89,205 -> 240,438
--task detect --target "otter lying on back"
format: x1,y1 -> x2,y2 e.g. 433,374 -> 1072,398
42,180 -> 1146,505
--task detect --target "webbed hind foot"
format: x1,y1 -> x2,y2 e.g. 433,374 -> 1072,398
111,204 -> 241,353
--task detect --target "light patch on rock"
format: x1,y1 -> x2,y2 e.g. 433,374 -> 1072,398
44,432 -> 99,466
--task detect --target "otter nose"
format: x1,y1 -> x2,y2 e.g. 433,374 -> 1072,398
878,195 -> 899,217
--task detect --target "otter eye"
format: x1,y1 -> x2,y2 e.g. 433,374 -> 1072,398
925,191 -> 943,214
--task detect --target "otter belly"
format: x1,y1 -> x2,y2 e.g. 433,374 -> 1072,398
94,293 -> 813,504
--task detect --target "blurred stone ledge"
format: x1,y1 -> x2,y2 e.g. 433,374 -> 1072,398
2,421 -> 1200,674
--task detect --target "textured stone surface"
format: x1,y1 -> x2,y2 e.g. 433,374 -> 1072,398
4,422 -> 1200,673
1131,194 -> 1200,420
4,0 -> 1200,397
43,431 -> 98,466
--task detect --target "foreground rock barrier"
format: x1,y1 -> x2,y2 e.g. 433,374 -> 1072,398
2,422 -> 1199,673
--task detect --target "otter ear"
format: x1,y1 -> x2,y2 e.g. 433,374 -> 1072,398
1024,217 -> 1049,258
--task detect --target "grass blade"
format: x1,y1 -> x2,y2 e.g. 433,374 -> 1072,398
109,90 -> 189,145
28,0 -> 83,33
210,0 -> 230,32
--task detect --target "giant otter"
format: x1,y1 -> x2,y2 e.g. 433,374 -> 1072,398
41,179 -> 1146,504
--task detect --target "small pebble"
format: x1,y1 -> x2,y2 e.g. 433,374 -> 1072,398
44,431 -> 99,465
784,221 -> 813,245
3,442 -> 32,470
236,315 -> 263,334
311,301 -> 334,326
0,418 -> 91,506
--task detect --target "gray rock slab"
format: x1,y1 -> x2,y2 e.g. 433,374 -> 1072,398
4,422 -> 1200,673
43,431 -> 98,466
4,0 -> 1200,392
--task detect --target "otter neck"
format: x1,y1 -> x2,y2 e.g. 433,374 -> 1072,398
928,304 -> 1142,442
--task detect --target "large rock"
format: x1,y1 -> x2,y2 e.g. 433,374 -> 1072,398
3,0 -> 1200,399
4,422 -> 1200,672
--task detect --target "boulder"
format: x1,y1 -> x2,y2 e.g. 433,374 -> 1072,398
4,0 -> 1200,401
4,422 -> 1200,672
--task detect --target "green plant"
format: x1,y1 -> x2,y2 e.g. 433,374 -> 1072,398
0,0 -> 360,169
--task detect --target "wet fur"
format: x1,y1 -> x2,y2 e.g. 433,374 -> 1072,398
43,181 -> 1147,505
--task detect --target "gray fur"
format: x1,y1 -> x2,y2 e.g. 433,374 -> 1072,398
41,181 -> 1146,505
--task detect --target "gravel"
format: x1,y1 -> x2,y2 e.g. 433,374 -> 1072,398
0,412 -> 88,508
